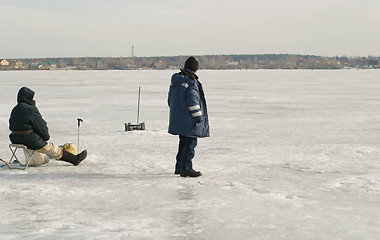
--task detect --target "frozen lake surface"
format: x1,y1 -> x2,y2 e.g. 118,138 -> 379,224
1,69 -> 380,239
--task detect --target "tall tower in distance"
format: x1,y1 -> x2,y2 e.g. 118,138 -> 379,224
132,45 -> 135,58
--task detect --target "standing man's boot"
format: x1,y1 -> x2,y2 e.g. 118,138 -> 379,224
59,149 -> 87,166
180,170 -> 202,177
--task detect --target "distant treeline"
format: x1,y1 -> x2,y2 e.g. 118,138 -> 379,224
1,54 -> 380,70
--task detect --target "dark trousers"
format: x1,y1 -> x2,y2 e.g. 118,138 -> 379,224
175,135 -> 198,173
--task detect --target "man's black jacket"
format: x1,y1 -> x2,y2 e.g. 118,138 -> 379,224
9,87 -> 50,150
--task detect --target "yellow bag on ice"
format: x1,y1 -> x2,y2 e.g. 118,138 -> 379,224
60,143 -> 77,155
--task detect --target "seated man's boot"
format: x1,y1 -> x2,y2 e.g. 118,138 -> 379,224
59,149 -> 87,166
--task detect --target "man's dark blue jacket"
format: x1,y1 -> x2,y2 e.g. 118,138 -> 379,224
168,68 -> 210,138
9,87 -> 50,150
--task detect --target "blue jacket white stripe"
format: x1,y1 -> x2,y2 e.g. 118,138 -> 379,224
168,68 -> 210,138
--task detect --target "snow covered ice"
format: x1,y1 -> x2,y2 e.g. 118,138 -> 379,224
1,69 -> 380,239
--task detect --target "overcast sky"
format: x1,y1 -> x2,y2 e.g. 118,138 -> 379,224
1,0 -> 379,58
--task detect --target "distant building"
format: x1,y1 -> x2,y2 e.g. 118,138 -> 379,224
28,60 -> 40,69
1,59 -> 9,66
38,62 -> 50,70
227,60 -> 238,66
37,61 -> 58,70
49,62 -> 57,69
15,60 -> 27,69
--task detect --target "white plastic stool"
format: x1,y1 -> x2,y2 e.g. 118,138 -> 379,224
8,144 -> 45,169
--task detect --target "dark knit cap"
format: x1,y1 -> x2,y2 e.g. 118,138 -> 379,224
184,56 -> 199,72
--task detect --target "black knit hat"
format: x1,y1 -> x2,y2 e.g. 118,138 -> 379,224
184,56 -> 199,72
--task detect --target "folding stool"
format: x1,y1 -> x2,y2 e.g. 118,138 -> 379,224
8,144 -> 43,169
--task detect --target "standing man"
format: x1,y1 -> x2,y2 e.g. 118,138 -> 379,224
168,56 -> 210,177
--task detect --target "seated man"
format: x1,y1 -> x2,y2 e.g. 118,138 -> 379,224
9,87 -> 87,166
